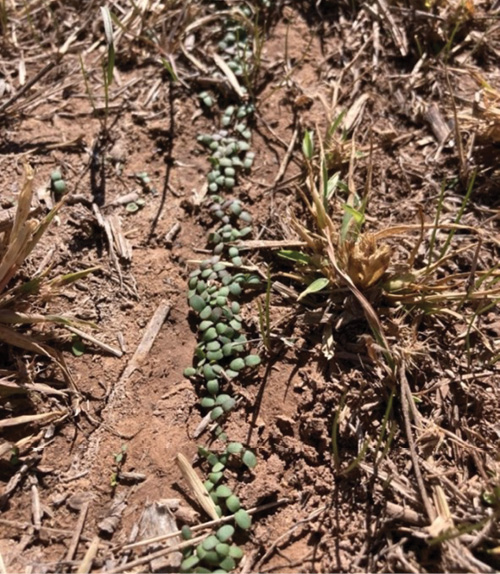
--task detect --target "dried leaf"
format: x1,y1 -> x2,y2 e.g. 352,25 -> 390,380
176,453 -> 219,520
0,410 -> 65,430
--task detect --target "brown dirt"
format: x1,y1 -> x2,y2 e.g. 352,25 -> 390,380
1,1 -> 500,573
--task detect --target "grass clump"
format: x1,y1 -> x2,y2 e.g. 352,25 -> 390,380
0,166 -> 98,423
274,128 -> 500,370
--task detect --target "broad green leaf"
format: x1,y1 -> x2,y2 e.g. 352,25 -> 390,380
297,277 -> 329,301
277,250 -> 311,265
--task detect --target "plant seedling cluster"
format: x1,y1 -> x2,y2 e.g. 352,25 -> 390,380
181,4 -> 261,572
180,523 -> 247,573
50,170 -> 67,198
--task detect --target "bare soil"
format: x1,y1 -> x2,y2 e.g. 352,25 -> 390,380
1,2 -> 500,573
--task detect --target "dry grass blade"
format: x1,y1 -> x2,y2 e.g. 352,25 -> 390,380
0,378 -> 68,398
234,239 -> 307,250
326,234 -> 395,371
0,410 -> 66,430
0,324 -> 58,358
176,453 -> 219,520
76,535 -> 100,574
0,317 -> 77,393
428,485 -> 453,538
213,52 -> 246,100
11,164 -> 34,240
0,221 -> 37,293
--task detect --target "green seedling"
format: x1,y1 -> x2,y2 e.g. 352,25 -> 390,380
110,444 -> 128,488
100,6 -> 115,130
71,335 -> 85,357
135,172 -> 156,194
50,170 -> 67,197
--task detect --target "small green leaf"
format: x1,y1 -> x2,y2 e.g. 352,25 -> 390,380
196,544 -> 207,561
211,406 -> 224,420
221,397 -> 236,412
207,350 -> 223,362
202,535 -> 219,551
242,449 -> 257,469
226,494 -> 241,513
328,109 -> 346,137
326,171 -> 341,200
215,394 -> 232,406
203,327 -> 217,342
229,283 -> 242,296
228,545 -> 244,560
71,336 -> 85,357
226,442 -> 243,454
126,202 -> 139,213
215,484 -> 232,498
189,294 -> 206,312
342,203 -> 365,225
200,397 -> 215,409
52,179 -> 66,195
181,555 -> 200,571
199,320 -> 213,331
216,524 -> 235,542
159,57 -> 178,82
209,471 -> 223,484
181,525 -> 192,540
277,250 -> 311,264
203,365 -> 216,380
244,354 -> 261,367
216,542 -> 230,557
229,358 -> 245,371
100,6 -> 114,45
212,462 -> 225,473
206,380 -> 219,395
297,277 -> 329,301
219,556 -> 236,571
199,306 -> 212,320
203,550 -> 221,566
302,130 -> 314,159
234,509 -> 252,530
